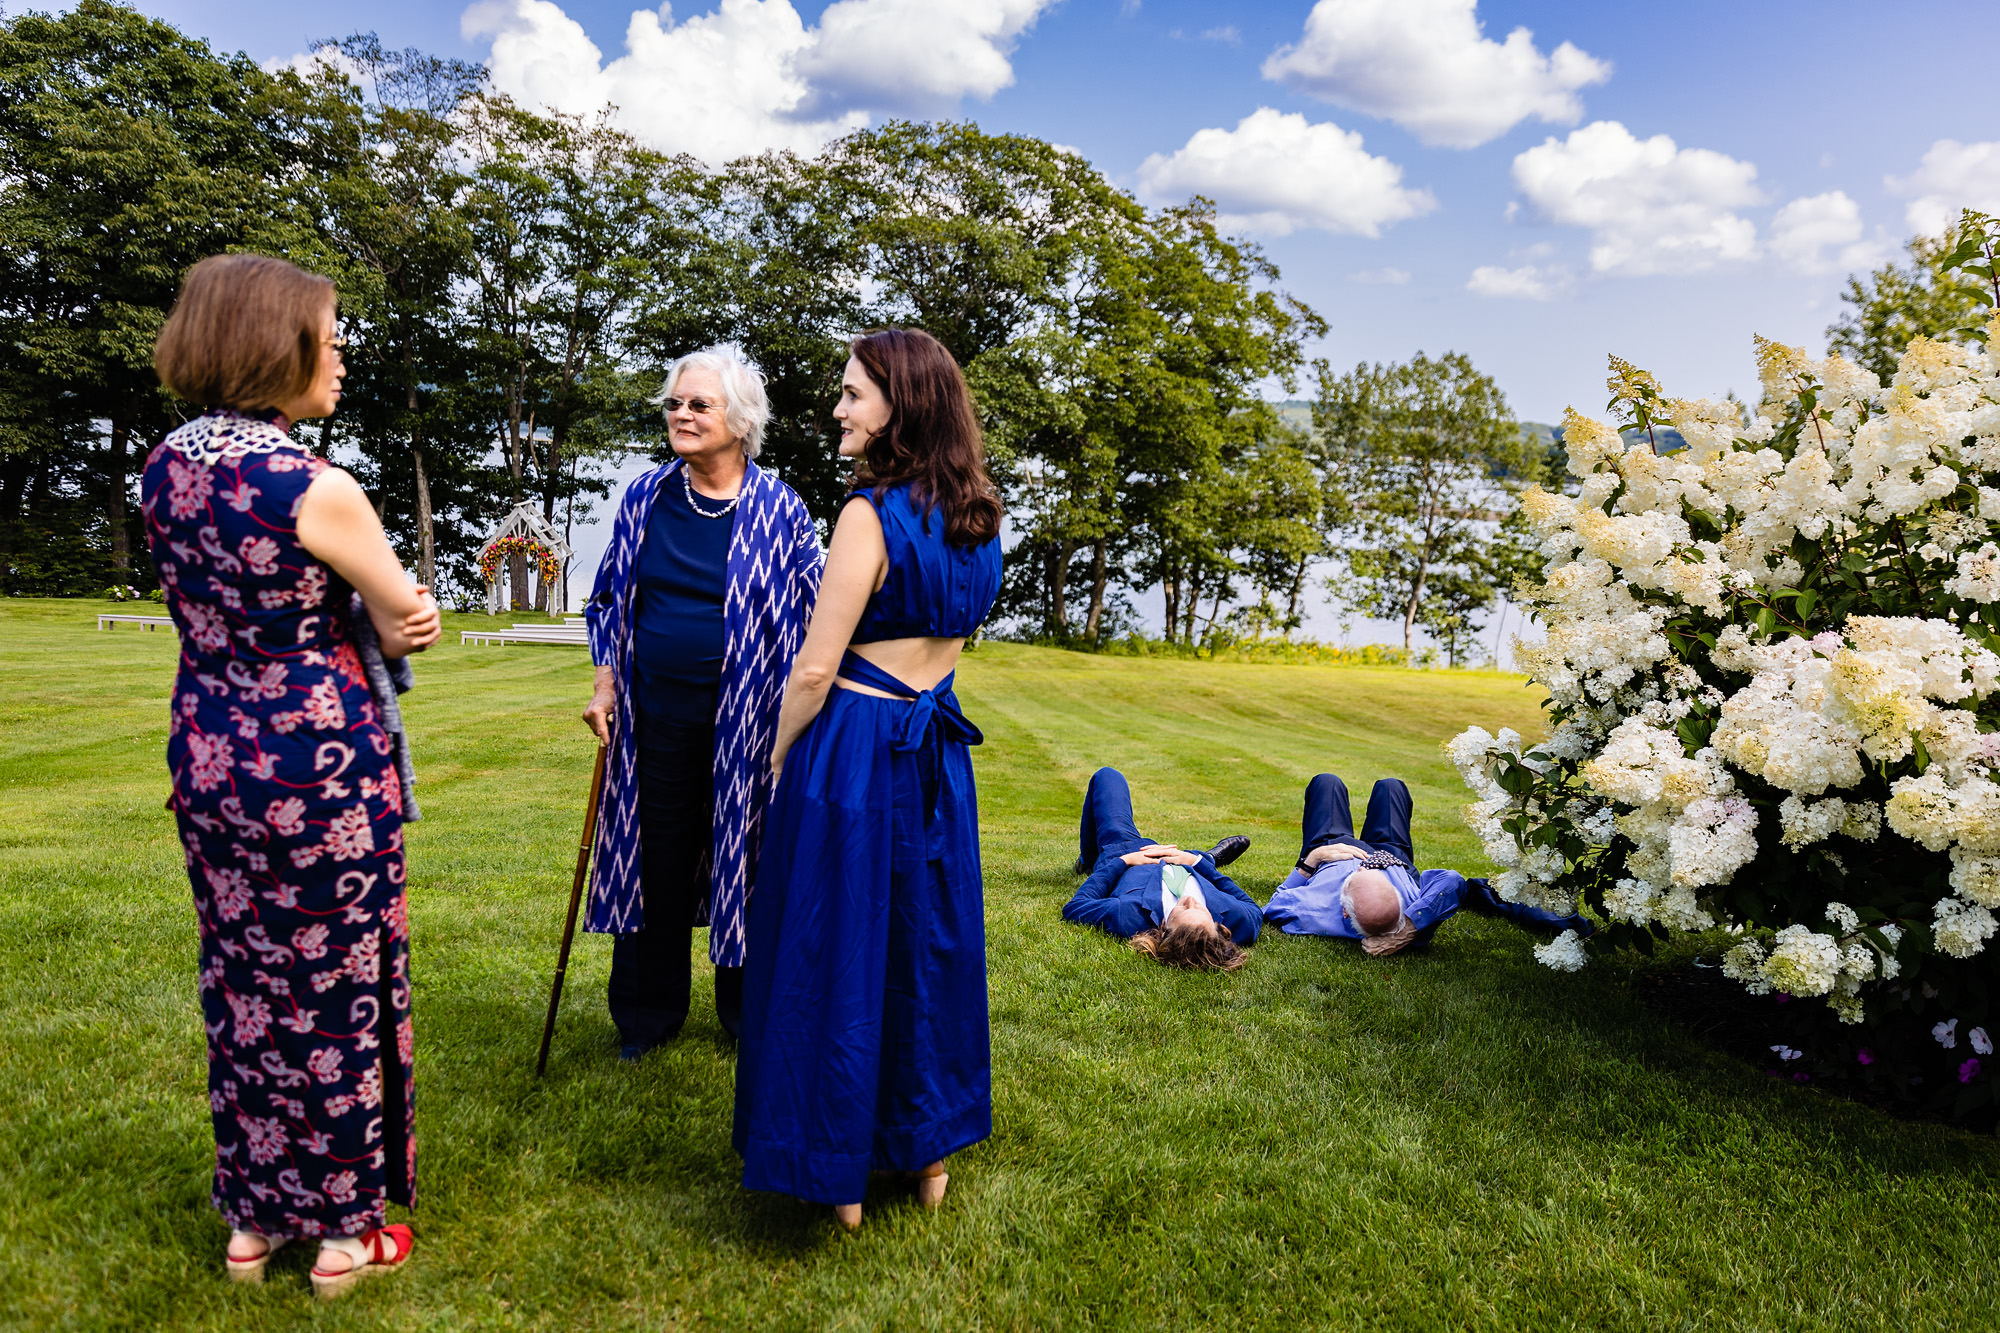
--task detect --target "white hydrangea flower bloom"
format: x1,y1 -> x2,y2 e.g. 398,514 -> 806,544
1533,929 -> 1589,972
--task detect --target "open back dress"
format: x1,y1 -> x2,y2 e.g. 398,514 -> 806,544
733,481 -> 1001,1205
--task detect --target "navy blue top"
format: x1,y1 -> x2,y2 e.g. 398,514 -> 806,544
848,484 -> 1001,643
1062,853 -> 1264,945
632,471 -> 735,698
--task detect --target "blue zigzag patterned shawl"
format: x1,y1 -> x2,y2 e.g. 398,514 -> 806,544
583,458 -> 823,963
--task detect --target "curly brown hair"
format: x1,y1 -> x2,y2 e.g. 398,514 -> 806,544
1129,920 -> 1246,972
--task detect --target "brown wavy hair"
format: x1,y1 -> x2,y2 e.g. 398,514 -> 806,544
1129,921 -> 1246,972
849,328 -> 1003,546
155,254 -> 337,409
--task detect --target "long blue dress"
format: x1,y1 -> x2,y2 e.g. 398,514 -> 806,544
734,483 -> 1001,1205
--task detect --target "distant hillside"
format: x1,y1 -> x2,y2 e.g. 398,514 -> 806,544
1268,405 -> 1687,457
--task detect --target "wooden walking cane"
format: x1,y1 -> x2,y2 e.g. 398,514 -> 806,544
536,739 -> 609,1077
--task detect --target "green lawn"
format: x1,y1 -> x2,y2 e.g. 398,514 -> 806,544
3,597 -> 1998,1331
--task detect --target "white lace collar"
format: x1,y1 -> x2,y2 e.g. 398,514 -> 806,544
162,410 -> 312,467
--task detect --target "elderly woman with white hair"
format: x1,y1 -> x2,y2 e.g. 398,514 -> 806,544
581,346 -> 822,1058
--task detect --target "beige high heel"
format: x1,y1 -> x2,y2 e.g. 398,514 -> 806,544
224,1231 -> 288,1284
915,1162 -> 949,1210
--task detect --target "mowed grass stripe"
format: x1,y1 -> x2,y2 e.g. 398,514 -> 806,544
1,598 -> 1997,1331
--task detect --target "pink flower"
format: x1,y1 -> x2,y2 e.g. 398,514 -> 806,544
181,600 -> 229,653
307,1047 -> 344,1085
302,679 -> 346,731
323,1171 -> 358,1204
266,797 -> 308,837
383,892 -> 408,942
239,535 -> 280,576
184,730 -> 235,792
296,565 -> 326,609
166,455 -> 214,520
396,1018 -> 414,1066
205,864 -> 253,921
238,1112 -> 288,1165
355,1063 -> 383,1109
292,923 -> 330,960
323,805 -> 375,862
344,932 -> 381,985
1856,1048 -> 1875,1065
1961,1058 -> 1982,1084
227,990 -> 273,1044
220,479 -> 260,512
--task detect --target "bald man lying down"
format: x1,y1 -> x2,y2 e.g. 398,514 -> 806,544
1262,772 -> 1591,956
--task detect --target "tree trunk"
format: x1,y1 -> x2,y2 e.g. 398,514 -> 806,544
1286,557 -> 1308,627
107,417 -> 131,575
510,550 -> 530,612
411,444 -> 435,591
1163,565 -> 1180,645
1083,541 -> 1109,644
1402,563 -> 1428,653
1184,567 -> 1204,644
0,452 -> 27,595
1047,537 -> 1073,637
405,362 -> 436,591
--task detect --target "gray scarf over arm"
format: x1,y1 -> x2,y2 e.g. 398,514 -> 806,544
349,592 -> 421,821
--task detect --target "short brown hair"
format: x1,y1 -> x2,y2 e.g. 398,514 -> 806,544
1129,921 -> 1246,972
154,254 -> 337,410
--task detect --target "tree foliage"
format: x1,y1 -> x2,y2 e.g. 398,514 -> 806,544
1314,351 -> 1537,652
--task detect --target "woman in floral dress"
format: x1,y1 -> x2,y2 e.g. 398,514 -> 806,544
141,254 -> 440,1296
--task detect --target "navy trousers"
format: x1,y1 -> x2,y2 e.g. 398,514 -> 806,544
1078,768 -> 1156,865
609,682 -> 742,1046
1299,773 -> 1414,866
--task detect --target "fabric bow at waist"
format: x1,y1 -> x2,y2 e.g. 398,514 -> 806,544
836,650 -> 984,751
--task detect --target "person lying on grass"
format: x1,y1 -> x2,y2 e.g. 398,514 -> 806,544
1263,772 -> 1592,957
1061,767 -> 1260,971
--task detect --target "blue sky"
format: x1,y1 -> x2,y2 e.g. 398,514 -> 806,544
128,0 -> 2000,426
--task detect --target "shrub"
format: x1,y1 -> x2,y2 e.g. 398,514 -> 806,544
1447,211 -> 2000,1095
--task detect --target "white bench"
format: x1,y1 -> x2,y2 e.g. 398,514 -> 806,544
98,614 -> 175,632
461,625 -> 589,647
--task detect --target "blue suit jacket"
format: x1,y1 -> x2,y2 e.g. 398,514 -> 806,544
1062,852 -> 1264,944
1262,860 -> 1468,940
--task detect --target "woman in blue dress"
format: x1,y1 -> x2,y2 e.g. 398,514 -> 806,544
734,328 -> 1003,1229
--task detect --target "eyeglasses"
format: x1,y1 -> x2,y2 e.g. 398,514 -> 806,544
662,396 -> 720,416
321,335 -> 348,355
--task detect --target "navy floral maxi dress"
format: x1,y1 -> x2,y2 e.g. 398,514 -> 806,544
140,409 -> 416,1240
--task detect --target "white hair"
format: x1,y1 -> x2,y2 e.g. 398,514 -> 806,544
1340,868 -> 1405,935
652,345 -> 770,458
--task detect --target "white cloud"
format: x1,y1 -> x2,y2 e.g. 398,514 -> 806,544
1466,264 -> 1566,300
1511,121 -> 1761,275
1200,25 -> 1241,45
1350,267 -> 1411,284
1769,191 -> 1888,275
1135,107 -> 1435,238
797,0 -> 1050,115
1262,0 -> 1609,149
1886,139 -> 2000,237
461,0 -> 1054,163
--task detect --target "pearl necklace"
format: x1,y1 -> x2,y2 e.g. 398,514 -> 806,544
682,467 -> 743,518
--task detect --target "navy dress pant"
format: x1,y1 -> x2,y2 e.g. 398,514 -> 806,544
1077,767 -> 1155,865
608,682 -> 742,1046
1299,773 -> 1415,866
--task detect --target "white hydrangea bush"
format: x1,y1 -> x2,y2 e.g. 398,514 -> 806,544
1448,210 -> 2000,1026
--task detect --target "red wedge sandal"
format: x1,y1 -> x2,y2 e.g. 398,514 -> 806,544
310,1224 -> 414,1299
